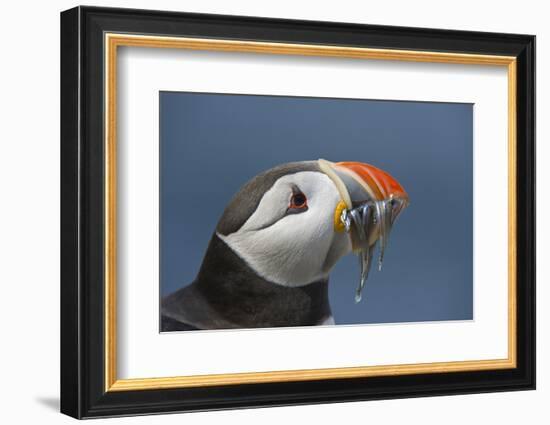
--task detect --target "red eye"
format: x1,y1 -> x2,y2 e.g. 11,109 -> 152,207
289,192 -> 308,209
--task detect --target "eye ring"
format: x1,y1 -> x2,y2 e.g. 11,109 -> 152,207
289,192 -> 308,209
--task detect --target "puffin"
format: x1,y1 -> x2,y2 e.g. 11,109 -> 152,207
161,159 -> 408,331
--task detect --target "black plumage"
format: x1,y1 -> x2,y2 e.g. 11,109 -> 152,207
161,234 -> 331,331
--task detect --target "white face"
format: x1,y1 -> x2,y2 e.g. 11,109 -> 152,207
218,171 -> 352,287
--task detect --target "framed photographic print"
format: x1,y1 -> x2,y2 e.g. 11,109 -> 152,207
60,6 -> 535,419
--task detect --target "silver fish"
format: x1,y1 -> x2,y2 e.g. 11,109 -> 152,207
341,197 -> 408,303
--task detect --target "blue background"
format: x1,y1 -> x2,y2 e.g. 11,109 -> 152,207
160,92 -> 473,325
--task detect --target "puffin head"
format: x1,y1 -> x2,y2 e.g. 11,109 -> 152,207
216,159 -> 409,291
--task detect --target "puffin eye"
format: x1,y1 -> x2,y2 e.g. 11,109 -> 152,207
289,192 -> 308,210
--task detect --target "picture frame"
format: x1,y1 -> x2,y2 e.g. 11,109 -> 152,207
60,5 -> 535,419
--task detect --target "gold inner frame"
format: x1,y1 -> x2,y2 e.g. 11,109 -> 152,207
104,33 -> 518,392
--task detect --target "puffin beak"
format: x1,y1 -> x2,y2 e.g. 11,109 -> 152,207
318,159 -> 409,247
319,159 -> 408,209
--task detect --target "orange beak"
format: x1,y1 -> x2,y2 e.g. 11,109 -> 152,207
318,159 -> 409,208
335,161 -> 408,203
319,159 -> 409,245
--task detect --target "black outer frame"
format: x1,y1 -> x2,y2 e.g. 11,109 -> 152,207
60,5 -> 535,419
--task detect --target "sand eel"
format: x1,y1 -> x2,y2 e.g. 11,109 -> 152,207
161,160 -> 408,331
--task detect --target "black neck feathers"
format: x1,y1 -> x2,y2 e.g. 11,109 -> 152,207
162,234 -> 332,330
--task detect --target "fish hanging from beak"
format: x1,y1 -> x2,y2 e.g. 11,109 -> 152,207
319,159 -> 409,303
